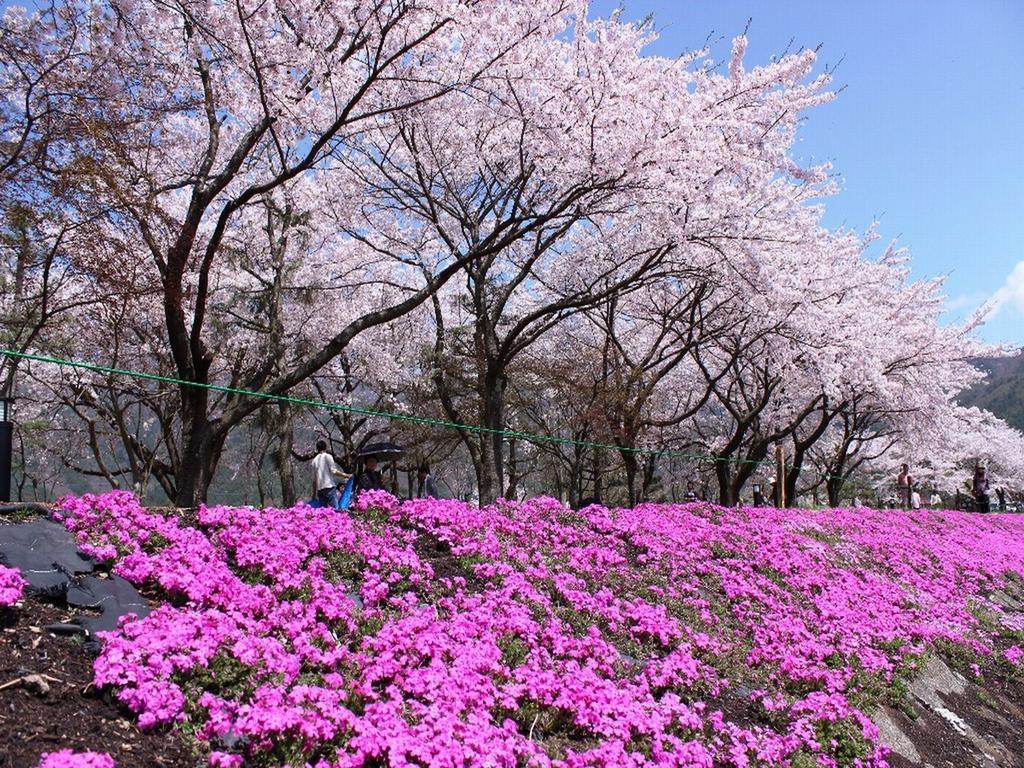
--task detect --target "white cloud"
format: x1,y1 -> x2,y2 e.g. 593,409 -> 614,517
944,291 -> 988,313
986,259 -> 1024,319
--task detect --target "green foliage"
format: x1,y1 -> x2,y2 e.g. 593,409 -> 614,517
814,715 -> 873,766
181,651 -> 255,704
498,634 -> 530,670
141,531 -> 172,554
323,550 -> 365,585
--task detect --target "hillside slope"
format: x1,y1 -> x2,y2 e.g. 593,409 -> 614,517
3,493 -> 1024,767
962,353 -> 1024,431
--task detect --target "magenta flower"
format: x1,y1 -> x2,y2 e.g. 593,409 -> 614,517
37,750 -> 116,768
51,491 -> 1024,768
0,564 -> 26,606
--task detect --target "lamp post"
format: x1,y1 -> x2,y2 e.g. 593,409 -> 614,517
0,396 -> 12,502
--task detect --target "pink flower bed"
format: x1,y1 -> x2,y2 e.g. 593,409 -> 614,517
37,750 -> 116,768
53,490 -> 1024,768
0,562 -> 26,606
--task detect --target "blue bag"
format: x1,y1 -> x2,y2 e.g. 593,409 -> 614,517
337,477 -> 355,510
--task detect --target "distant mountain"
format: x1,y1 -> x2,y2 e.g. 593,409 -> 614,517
960,353 -> 1024,431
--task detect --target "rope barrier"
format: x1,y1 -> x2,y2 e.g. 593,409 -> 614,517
1,348 -> 786,469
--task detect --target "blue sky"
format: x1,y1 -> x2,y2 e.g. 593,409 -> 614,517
589,0 -> 1024,347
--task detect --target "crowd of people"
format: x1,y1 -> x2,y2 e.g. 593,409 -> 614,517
892,463 -> 1013,513
310,440 -> 1016,514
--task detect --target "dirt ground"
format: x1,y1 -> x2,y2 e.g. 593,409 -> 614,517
0,600 -> 198,768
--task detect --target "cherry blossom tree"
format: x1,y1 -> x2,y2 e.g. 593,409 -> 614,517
4,0 -> 590,504
5,1 -> 1023,507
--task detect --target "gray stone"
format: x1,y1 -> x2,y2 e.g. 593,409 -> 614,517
908,656 -> 967,710
873,707 -> 921,763
990,589 -> 1023,612
44,622 -> 87,636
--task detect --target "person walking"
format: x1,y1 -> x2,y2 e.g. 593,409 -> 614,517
996,487 -> 1007,512
896,464 -> 913,510
416,464 -> 439,498
929,490 -> 942,509
972,465 -> 990,513
312,440 -> 349,507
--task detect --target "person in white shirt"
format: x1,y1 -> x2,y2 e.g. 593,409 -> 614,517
929,492 -> 942,508
312,440 -> 349,507
910,489 -> 922,510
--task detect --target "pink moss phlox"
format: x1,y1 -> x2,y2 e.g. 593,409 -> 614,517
0,563 -> 26,606
36,750 -> 116,768
54,490 -> 1024,768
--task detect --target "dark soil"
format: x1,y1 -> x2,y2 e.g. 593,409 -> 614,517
883,703 -> 994,768
0,600 -> 198,768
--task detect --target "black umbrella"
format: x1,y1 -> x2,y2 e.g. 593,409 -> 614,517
357,441 -> 405,460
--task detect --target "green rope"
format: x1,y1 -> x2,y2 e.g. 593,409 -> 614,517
1,348 -> 784,469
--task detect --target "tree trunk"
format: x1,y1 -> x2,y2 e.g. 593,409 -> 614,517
476,370 -> 506,505
173,412 -> 227,507
275,402 -> 296,507
506,436 -> 519,501
784,452 -> 804,509
172,387 -> 226,507
641,453 -> 657,500
622,451 -> 639,506
716,461 -> 735,506
827,476 -> 844,507
475,457 -> 496,507
592,448 -> 604,503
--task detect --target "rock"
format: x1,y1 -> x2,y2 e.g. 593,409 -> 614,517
44,622 -> 87,636
990,590 -> 1023,612
21,673 -> 50,696
219,730 -> 246,749
619,651 -> 639,666
873,706 -> 921,763
906,656 -> 1018,766
909,656 -> 967,710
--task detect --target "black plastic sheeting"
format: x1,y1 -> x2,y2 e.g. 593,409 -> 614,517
0,519 -> 93,597
0,518 -> 150,643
